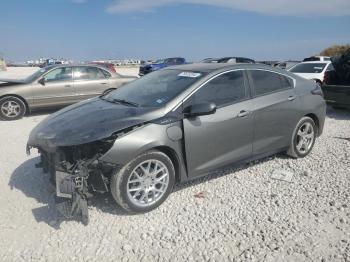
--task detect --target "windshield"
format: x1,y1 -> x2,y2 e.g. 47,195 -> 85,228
103,69 -> 206,107
290,63 -> 327,73
24,66 -> 55,82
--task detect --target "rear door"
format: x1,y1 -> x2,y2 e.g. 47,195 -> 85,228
247,69 -> 301,156
183,70 -> 254,177
73,66 -> 111,100
32,66 -> 76,108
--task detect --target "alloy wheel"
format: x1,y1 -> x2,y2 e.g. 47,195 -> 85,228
1,100 -> 21,118
296,122 -> 315,154
127,159 -> 169,207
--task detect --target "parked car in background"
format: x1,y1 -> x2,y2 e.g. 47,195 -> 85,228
322,49 -> 350,109
200,58 -> 219,63
275,61 -> 300,70
288,61 -> 334,85
303,56 -> 331,62
139,57 -> 186,76
217,57 -> 255,64
27,63 -> 325,223
0,64 -> 136,120
91,62 -> 117,73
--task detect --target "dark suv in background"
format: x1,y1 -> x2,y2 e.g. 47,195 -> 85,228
139,57 -> 186,76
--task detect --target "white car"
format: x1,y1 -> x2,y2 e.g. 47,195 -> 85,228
288,61 -> 334,85
303,56 -> 331,62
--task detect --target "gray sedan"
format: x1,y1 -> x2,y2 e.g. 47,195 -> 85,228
0,64 -> 137,120
27,63 -> 326,224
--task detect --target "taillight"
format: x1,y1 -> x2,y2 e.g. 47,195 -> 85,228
323,71 -> 330,85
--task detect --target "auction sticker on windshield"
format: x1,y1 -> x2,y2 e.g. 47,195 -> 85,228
178,72 -> 201,78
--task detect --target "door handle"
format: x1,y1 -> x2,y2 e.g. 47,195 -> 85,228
65,85 -> 71,87
100,82 -> 107,85
288,96 -> 296,101
238,110 -> 249,117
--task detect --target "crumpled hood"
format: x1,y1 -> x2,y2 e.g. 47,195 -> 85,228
28,97 -> 164,148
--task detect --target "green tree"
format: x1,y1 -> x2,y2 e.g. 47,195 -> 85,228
320,44 -> 350,56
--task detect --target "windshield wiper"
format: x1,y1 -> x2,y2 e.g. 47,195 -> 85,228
106,98 -> 139,107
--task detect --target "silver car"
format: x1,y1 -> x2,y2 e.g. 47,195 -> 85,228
0,64 -> 137,120
27,63 -> 326,224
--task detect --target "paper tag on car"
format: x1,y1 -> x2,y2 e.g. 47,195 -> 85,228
178,72 -> 201,78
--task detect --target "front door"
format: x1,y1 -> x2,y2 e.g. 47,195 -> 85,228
183,70 -> 254,177
32,66 -> 76,108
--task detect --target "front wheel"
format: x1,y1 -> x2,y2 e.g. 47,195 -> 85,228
287,117 -> 317,158
0,96 -> 26,120
110,150 -> 175,213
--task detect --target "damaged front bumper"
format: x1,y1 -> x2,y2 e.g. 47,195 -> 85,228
28,139 -> 117,225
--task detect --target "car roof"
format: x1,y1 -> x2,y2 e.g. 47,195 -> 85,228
169,62 -> 276,72
42,63 -> 115,73
299,61 -> 331,64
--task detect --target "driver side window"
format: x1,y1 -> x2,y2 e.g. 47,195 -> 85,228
44,67 -> 72,82
190,70 -> 247,107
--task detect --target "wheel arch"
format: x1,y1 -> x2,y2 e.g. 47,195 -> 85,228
0,94 -> 30,114
153,146 -> 182,183
99,123 -> 188,183
304,113 -> 320,135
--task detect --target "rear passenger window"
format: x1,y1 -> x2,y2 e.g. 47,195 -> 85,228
250,70 -> 291,96
191,71 -> 246,107
74,66 -> 105,80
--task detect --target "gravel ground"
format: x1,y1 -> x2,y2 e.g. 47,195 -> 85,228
0,68 -> 349,261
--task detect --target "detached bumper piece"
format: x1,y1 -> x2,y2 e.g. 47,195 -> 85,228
55,171 -> 89,225
56,195 -> 89,225
34,143 -> 115,225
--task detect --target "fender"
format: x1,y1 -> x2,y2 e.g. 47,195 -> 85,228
99,123 -> 188,182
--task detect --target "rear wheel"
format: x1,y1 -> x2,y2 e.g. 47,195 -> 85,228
110,150 -> 175,213
287,117 -> 317,158
0,96 -> 26,120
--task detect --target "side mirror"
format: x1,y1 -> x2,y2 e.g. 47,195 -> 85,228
184,103 -> 217,117
38,78 -> 45,86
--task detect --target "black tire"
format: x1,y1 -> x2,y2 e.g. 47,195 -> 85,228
287,116 -> 317,158
110,150 -> 175,213
0,96 -> 27,121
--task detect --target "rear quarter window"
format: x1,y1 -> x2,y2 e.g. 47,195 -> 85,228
250,70 -> 292,96
100,69 -> 111,78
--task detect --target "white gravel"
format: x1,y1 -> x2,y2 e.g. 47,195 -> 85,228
0,68 -> 349,261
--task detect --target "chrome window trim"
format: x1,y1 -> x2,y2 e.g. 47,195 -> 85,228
171,68 -> 296,112
171,69 -> 244,111
246,68 -> 296,88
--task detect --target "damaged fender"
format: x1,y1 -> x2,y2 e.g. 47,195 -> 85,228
100,122 -> 188,182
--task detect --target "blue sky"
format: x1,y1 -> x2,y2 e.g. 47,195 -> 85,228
1,0 -> 349,62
